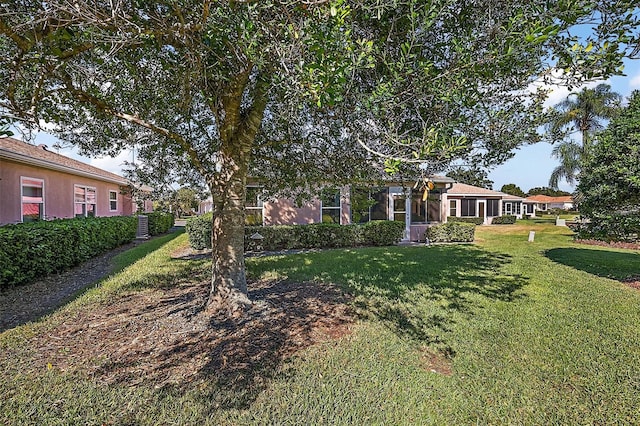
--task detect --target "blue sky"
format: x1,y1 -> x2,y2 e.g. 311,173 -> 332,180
17,59 -> 640,194
489,58 -> 640,193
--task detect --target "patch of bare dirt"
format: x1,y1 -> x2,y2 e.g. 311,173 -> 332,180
26,275 -> 354,392
576,239 -> 640,250
419,347 -> 453,376
622,276 -> 640,290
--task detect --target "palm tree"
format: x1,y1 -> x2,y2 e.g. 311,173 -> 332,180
546,84 -> 621,188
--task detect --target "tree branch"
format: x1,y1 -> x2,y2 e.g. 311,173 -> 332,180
60,72 -> 209,178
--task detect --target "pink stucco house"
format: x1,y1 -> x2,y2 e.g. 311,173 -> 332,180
0,137 -> 147,225
199,177 -> 527,242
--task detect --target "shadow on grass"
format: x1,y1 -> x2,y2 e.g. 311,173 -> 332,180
249,245 -> 528,353
546,247 -> 640,281
29,243 -> 525,412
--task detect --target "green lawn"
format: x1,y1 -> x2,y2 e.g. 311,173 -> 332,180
1,223 -> 640,424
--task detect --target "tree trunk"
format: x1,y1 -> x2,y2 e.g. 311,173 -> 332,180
205,72 -> 270,314
208,160 -> 252,313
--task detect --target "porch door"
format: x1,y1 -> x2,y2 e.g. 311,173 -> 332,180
478,201 -> 485,222
389,188 -> 410,240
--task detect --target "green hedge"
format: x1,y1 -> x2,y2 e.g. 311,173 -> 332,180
146,212 -> 175,235
186,216 -> 405,251
447,216 -> 484,225
491,215 -> 517,224
0,216 -> 137,289
425,222 -> 475,243
185,213 -> 212,250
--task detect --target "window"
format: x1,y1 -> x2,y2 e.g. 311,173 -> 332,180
410,191 -> 426,223
392,194 -> 406,223
526,203 -> 534,214
504,202 -> 521,216
245,186 -> 263,225
461,199 -> 476,217
449,200 -> 457,218
369,188 -> 388,220
321,188 -> 341,224
487,199 -> 500,216
21,177 -> 44,222
75,185 -> 96,218
109,190 -> 118,211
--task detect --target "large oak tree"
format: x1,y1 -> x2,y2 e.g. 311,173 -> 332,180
1,1 -> 639,312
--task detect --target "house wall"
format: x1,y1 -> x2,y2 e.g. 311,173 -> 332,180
263,199 -> 321,225
0,158 -> 132,225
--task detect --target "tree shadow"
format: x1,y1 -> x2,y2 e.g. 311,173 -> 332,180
545,247 -> 640,281
34,257 -> 352,410
249,245 -> 528,355
30,243 -> 527,411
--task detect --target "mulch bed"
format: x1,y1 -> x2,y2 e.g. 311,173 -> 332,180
575,239 -> 640,250
25,273 -> 354,390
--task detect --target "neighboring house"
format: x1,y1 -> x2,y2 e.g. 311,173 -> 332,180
0,137 -> 149,225
197,177 -> 526,242
524,195 -> 575,216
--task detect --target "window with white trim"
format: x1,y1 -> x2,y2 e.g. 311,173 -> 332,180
487,199 -> 500,216
21,177 -> 44,222
245,186 -> 263,225
504,202 -> 521,216
75,185 -> 97,218
109,190 -> 118,211
320,188 -> 341,224
461,199 -> 476,216
449,199 -> 458,217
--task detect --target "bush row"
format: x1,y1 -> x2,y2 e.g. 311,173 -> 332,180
0,216 -> 137,289
146,212 -> 175,235
425,222 -> 475,243
447,216 -> 484,225
186,216 -> 405,251
491,215 -> 517,224
572,214 -> 640,242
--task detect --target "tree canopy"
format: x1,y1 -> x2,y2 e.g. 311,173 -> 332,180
576,90 -> 640,241
446,167 -> 493,189
1,1 -> 639,310
500,184 -> 527,198
527,187 -> 572,197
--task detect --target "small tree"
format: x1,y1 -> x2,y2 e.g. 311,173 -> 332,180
500,184 -> 526,198
576,91 -> 640,241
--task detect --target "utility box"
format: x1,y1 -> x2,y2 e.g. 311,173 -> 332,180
137,215 -> 149,239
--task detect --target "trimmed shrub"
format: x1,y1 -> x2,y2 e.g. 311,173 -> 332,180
447,216 -> 484,225
146,212 -> 175,235
491,215 -> 516,225
0,216 -> 137,289
359,220 -> 405,246
185,213 -> 213,250
186,218 -> 405,251
425,222 -> 475,243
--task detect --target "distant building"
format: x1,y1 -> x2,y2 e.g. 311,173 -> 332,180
524,195 -> 575,216
0,137 -> 150,225
199,177 -> 529,242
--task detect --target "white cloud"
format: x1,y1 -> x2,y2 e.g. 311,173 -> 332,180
629,73 -> 640,90
524,68 -> 608,108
